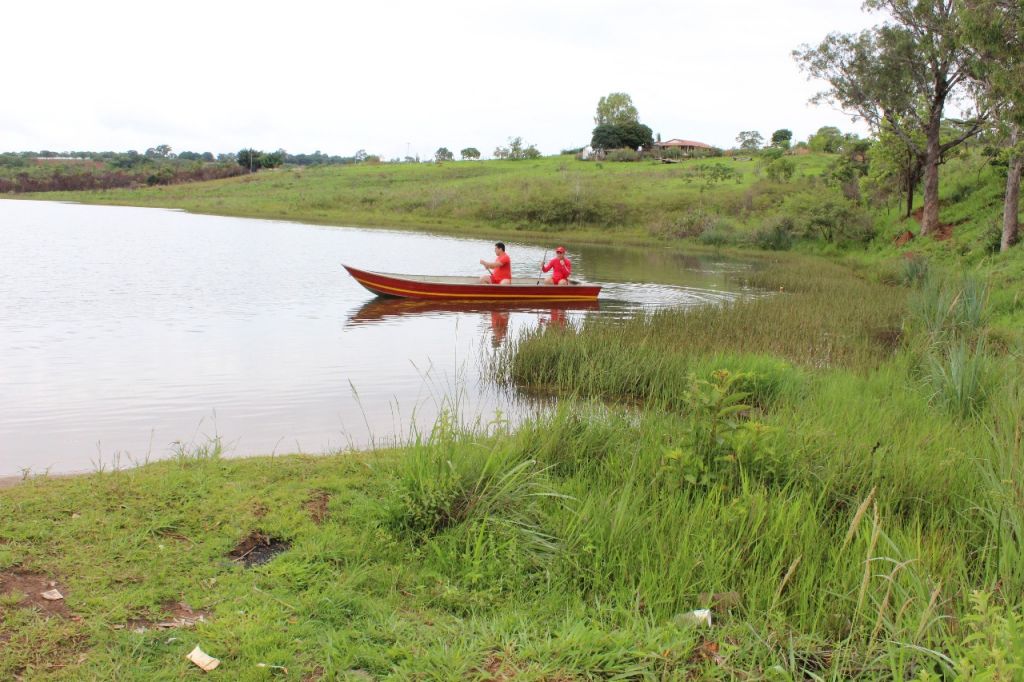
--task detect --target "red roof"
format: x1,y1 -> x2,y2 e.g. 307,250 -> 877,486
656,139 -> 712,148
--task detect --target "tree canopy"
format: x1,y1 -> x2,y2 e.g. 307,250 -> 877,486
594,92 -> 639,127
591,121 -> 654,151
736,131 -> 764,151
794,0 -> 986,236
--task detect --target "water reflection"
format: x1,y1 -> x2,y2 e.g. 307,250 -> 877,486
347,297 -> 600,327
346,297 -> 602,349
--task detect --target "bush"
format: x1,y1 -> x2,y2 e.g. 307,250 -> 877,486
899,254 -> 929,287
782,191 -> 875,244
697,220 -> 738,246
605,148 -> 642,162
765,157 -> 796,182
390,437 -> 553,547
751,215 -> 795,250
651,210 -> 717,238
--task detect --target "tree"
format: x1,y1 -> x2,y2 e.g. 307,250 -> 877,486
866,119 -> 925,216
261,150 -> 284,168
460,147 -> 480,160
771,129 -> 793,147
434,147 -> 454,162
594,92 -> 639,126
795,1 -> 987,236
591,121 -> 654,151
591,124 -> 624,150
618,121 -> 654,149
736,131 -> 764,151
807,126 -> 845,153
499,137 -> 541,160
237,148 -> 262,172
961,0 -> 1024,251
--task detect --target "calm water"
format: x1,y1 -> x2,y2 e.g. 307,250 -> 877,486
0,200 -> 753,475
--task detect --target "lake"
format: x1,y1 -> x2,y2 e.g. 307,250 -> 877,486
0,200 -> 754,476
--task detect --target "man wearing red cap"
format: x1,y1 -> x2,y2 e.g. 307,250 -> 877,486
542,246 -> 572,285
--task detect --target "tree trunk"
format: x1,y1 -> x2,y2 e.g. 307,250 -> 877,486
904,153 -> 918,219
921,121 -> 942,236
1002,125 -> 1022,252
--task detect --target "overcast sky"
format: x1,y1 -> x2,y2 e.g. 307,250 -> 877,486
2,0 -> 882,159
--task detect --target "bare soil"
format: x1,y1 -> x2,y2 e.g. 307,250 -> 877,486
304,490 -> 332,524
228,531 -> 290,568
0,570 -> 72,618
118,600 -> 210,633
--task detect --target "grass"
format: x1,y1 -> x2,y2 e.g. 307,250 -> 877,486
19,153 -> 838,246
4,149 -> 1024,677
3,260 -> 1023,678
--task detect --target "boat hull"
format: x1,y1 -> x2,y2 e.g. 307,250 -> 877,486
343,265 -> 602,301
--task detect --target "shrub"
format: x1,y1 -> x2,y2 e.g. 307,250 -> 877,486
751,215 -> 795,250
899,254 -> 929,287
662,370 -> 780,492
389,434 -> 555,553
696,217 -> 738,246
924,337 -> 991,418
605,148 -> 642,162
782,191 -> 875,244
765,157 -> 796,182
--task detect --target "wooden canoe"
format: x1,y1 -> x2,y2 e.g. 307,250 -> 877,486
343,264 -> 602,301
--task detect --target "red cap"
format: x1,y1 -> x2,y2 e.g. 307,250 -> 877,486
555,246 -> 566,253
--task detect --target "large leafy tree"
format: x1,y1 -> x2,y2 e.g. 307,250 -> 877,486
594,92 -> 639,126
961,0 -> 1024,251
795,0 -> 986,236
591,121 -> 653,150
771,129 -> 793,147
434,147 -> 454,162
808,126 -> 845,153
460,147 -> 480,160
736,131 -> 764,151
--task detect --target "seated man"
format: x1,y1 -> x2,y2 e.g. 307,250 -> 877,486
479,242 -> 512,285
542,246 -> 572,285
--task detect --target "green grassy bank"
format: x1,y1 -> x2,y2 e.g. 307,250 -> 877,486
23,154 -> 835,245
3,256 -> 1023,678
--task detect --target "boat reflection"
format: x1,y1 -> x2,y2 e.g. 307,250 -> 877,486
346,297 -> 600,347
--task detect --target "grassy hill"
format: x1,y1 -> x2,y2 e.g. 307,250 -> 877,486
4,151 -> 1024,678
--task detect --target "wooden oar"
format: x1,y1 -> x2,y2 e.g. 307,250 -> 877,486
536,250 -> 547,285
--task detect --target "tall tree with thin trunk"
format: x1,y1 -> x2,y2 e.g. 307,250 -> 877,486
794,0 -> 986,237
961,0 -> 1024,251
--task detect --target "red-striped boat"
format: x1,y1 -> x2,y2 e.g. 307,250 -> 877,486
343,264 -> 602,301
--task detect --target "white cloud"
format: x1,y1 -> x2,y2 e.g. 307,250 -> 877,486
1,0 -> 879,157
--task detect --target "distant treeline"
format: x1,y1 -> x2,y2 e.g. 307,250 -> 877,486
0,146 -> 375,194
0,163 -> 247,193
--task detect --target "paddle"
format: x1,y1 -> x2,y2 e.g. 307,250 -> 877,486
536,250 -> 547,285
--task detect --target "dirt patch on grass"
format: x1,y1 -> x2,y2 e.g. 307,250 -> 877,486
304,490 -> 332,524
0,570 -> 71,618
893,230 -> 915,247
228,531 -> 290,568
118,600 -> 210,633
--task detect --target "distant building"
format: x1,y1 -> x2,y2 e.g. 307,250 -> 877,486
654,139 -> 713,154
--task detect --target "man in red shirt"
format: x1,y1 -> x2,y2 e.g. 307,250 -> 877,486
479,242 -> 512,284
542,246 -> 572,285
